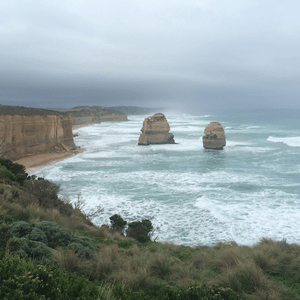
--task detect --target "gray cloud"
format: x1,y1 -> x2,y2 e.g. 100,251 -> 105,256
0,0 -> 299,111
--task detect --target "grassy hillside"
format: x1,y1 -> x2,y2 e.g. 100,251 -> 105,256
1,157 -> 300,299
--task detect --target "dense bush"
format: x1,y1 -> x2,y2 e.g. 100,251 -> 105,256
110,214 -> 127,232
109,215 -> 153,243
0,157 -> 29,185
127,219 -> 153,243
8,221 -> 97,262
22,180 -> 73,216
0,165 -> 18,182
156,284 -> 240,300
0,223 -> 12,251
0,254 -> 101,299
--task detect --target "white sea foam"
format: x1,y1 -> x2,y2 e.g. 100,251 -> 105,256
225,141 -> 253,147
267,136 -> 300,147
246,126 -> 260,129
35,114 -> 300,247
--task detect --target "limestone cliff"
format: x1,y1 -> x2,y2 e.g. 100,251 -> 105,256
202,122 -> 226,150
0,105 -> 75,160
138,113 -> 175,145
57,106 -> 128,125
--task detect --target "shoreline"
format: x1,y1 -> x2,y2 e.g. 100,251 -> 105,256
14,124 -> 91,172
15,147 -> 86,172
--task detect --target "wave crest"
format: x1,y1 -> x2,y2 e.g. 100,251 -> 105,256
267,136 -> 300,147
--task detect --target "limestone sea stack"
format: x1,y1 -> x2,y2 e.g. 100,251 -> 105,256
202,122 -> 226,150
138,113 -> 175,145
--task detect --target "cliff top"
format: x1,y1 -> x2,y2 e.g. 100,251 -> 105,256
0,105 -> 61,116
55,106 -> 127,117
106,106 -> 161,115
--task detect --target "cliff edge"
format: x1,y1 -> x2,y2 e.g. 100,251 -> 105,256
0,105 -> 75,160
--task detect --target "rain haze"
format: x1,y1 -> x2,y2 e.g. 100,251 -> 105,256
0,0 -> 299,112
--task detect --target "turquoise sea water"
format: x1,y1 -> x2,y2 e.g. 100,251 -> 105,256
33,109 -> 300,247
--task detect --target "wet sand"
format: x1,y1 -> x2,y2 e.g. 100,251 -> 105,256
15,147 -> 85,170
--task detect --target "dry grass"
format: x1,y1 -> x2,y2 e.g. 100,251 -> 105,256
149,252 -> 175,279
215,261 -> 269,293
51,248 -> 82,273
92,246 -> 122,280
97,283 -> 116,300
209,246 -> 247,272
22,203 -> 46,223
111,266 -> 150,290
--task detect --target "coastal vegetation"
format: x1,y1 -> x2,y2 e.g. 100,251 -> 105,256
1,158 -> 300,299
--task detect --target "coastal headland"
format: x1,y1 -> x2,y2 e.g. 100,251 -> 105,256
0,105 -> 156,169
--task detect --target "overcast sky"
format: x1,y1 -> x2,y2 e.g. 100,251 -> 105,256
0,0 -> 299,111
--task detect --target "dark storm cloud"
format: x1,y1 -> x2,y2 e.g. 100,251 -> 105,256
0,0 -> 300,110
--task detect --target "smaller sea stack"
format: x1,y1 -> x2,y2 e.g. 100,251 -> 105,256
202,122 -> 226,150
138,113 -> 175,145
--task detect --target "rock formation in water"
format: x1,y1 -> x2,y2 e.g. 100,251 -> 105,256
202,122 -> 226,150
138,113 -> 175,145
0,105 -> 75,160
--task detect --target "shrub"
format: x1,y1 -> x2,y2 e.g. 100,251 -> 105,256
126,219 -> 153,243
22,180 -> 73,217
0,165 -> 17,182
156,283 -> 240,300
10,221 -> 32,237
0,254 -> 102,299
110,214 -> 127,232
11,237 -> 51,263
16,190 -> 39,208
0,157 -> 29,185
67,236 -> 96,259
35,221 -> 71,248
28,227 -> 48,244
8,220 -> 97,262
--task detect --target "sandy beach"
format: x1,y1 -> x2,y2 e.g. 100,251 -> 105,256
14,125 -> 88,171
15,147 -> 85,170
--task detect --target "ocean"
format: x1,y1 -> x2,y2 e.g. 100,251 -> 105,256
33,109 -> 300,247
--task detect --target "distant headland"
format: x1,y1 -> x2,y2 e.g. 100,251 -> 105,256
0,104 -> 158,168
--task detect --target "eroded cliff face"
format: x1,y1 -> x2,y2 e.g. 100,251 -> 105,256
0,106 -> 75,160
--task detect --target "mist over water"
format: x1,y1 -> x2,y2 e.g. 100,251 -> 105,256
33,110 -> 300,247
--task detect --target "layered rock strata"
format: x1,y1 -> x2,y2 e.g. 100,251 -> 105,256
0,105 -> 75,160
202,122 -> 226,150
138,113 -> 175,145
